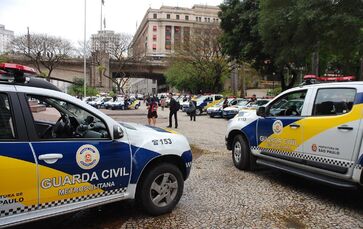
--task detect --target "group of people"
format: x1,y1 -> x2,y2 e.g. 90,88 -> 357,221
147,93 -> 179,128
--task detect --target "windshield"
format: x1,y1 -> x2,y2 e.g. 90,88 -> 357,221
237,100 -> 249,106
94,97 -> 103,102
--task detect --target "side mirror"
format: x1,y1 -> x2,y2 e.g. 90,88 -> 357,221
113,125 -> 124,139
256,106 -> 266,117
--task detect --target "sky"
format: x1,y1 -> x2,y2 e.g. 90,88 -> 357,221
0,0 -> 223,46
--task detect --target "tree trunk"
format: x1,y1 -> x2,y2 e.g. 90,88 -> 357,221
360,57 -> 363,81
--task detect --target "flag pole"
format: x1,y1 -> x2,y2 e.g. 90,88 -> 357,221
83,0 -> 87,98
100,0 -> 103,31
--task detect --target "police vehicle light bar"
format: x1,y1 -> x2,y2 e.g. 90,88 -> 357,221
0,63 -> 37,83
303,74 -> 355,85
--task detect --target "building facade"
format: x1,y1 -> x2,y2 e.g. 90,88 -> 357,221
128,78 -> 157,95
91,30 -> 121,54
89,30 -> 123,91
129,4 -> 220,93
130,4 -> 220,60
0,25 -> 14,54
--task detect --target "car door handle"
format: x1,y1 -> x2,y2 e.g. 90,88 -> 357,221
289,124 -> 300,128
38,153 -> 63,164
337,126 -> 353,131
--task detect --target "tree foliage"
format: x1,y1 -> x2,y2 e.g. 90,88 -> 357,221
68,78 -> 98,97
166,24 -> 230,94
219,0 -> 363,90
11,33 -> 73,80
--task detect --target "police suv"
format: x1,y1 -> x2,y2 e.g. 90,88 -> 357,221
0,64 -> 192,227
226,81 -> 363,188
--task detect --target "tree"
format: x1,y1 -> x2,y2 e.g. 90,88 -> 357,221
0,55 -> 8,63
219,0 -> 363,91
166,24 -> 230,94
68,78 -> 98,97
11,34 -> 73,81
91,33 -> 133,93
259,0 -> 363,88
219,0 -> 270,72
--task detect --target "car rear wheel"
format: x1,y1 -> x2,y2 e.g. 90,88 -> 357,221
232,135 -> 255,170
137,163 -> 184,216
195,108 -> 202,116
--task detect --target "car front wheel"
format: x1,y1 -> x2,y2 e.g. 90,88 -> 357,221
232,135 -> 255,170
137,163 -> 184,216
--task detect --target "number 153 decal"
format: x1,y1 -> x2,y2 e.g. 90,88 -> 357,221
152,138 -> 172,146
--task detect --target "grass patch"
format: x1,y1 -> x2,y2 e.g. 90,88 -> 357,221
190,144 -> 209,160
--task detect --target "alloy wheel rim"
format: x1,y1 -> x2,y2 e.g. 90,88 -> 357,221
150,173 -> 178,207
234,142 -> 242,162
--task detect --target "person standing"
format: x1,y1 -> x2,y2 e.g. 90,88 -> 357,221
167,92 -> 178,128
189,98 -> 196,121
222,97 -> 229,109
147,98 -> 158,126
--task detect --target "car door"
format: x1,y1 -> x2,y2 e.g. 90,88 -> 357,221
20,93 -> 131,209
257,90 -> 308,157
301,87 -> 360,174
0,91 -> 38,219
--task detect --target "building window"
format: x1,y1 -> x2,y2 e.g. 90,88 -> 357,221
167,14 -> 170,19
165,26 -> 172,50
185,15 -> 189,20
153,34 -> 157,41
153,13 -> 157,19
152,44 -> 156,50
153,25 -> 157,31
176,15 -> 180,20
174,26 -> 181,49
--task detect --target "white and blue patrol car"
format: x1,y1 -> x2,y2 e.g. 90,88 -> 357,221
0,64 -> 192,227
226,82 -> 363,188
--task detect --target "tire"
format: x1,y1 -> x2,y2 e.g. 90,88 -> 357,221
232,135 -> 255,170
135,104 -> 139,109
195,108 -> 202,116
137,163 -> 184,216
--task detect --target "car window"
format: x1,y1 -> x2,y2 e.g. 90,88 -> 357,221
237,100 -> 248,106
27,95 -> 110,139
268,90 -> 307,116
0,93 -> 16,139
312,88 -> 355,116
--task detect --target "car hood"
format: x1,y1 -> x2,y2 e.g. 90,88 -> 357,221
119,122 -> 178,134
224,106 -> 239,111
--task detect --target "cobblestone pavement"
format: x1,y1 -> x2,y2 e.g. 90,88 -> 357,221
14,104 -> 363,229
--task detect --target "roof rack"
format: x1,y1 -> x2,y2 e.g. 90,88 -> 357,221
0,63 -> 61,92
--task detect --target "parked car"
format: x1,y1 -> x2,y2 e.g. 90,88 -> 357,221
88,96 -> 112,109
226,81 -> 362,189
207,98 -> 242,118
185,94 -> 223,115
105,96 -> 125,110
0,63 -> 192,227
222,99 -> 249,119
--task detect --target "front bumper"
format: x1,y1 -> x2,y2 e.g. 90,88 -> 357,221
223,111 -> 238,119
